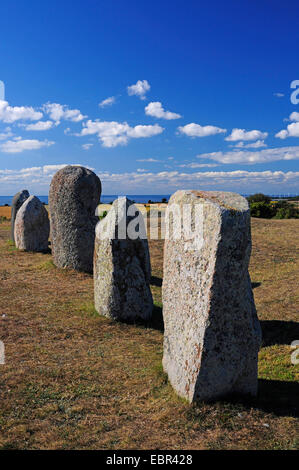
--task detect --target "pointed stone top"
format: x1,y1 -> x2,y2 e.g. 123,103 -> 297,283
96,197 -> 145,240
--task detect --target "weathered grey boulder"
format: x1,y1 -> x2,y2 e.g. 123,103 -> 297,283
49,165 -> 101,273
94,197 -> 153,321
14,195 -> 50,252
10,190 -> 30,242
162,190 -> 262,402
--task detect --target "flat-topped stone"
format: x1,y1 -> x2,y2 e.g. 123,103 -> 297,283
169,189 -> 249,211
14,195 -> 50,252
94,197 -> 153,321
49,165 -> 101,273
162,189 -> 262,402
10,190 -> 30,242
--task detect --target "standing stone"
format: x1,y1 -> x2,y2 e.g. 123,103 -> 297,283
49,165 -> 101,273
94,197 -> 153,321
162,190 -> 262,402
14,195 -> 50,252
10,190 -> 30,242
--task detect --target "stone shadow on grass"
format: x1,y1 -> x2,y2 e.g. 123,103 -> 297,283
256,379 -> 299,418
260,320 -> 299,347
150,276 -> 162,287
40,246 -> 51,255
251,282 -> 261,289
129,303 -> 164,333
218,379 -> 299,418
148,303 -> 164,332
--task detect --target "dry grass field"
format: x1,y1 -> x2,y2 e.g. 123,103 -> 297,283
0,215 -> 298,450
0,206 -> 11,220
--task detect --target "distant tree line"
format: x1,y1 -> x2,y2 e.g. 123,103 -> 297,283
247,193 -> 299,219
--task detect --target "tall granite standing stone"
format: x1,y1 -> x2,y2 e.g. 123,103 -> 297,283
49,165 -> 101,273
10,190 -> 30,242
94,197 -> 153,321
14,195 -> 50,252
162,190 -> 262,402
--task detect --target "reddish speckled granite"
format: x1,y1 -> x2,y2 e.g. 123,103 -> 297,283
49,165 -> 101,273
162,190 -> 262,402
10,190 -> 30,242
14,195 -> 49,252
94,197 -> 153,321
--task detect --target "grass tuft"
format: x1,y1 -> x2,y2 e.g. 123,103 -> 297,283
36,260 -> 56,271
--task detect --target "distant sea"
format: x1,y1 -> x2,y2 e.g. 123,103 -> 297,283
0,193 -> 298,206
0,195 -> 171,206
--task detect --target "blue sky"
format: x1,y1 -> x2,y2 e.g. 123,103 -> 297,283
0,0 -> 299,195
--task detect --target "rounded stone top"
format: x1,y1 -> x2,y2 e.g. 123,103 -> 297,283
49,165 -> 102,208
12,189 -> 30,205
50,165 -> 100,186
18,194 -> 44,213
168,190 -> 249,212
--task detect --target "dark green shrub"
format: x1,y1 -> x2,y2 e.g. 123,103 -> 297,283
247,193 -> 271,204
249,197 -> 299,219
273,202 -> 299,219
250,201 -> 274,218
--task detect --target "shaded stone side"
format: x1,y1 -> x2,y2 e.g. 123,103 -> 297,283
162,190 -> 262,402
49,165 -> 101,273
94,197 -> 153,321
10,190 -> 30,242
14,195 -> 50,252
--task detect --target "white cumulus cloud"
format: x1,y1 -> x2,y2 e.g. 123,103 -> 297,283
127,80 -> 150,100
0,127 -> 13,140
290,112 -> 299,122
0,100 -> 43,123
0,138 -> 54,154
178,123 -> 227,137
127,125 -> 163,138
96,170 -> 299,194
43,102 -> 87,124
145,101 -> 181,120
99,96 -> 116,108
196,146 -> 299,164
136,158 -> 161,162
42,164 -> 94,174
179,163 -> 219,168
225,128 -> 268,142
234,140 -> 267,149
0,166 -> 297,194
276,111 -> 299,139
23,120 -> 54,131
79,120 -> 164,147
275,122 -> 299,139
